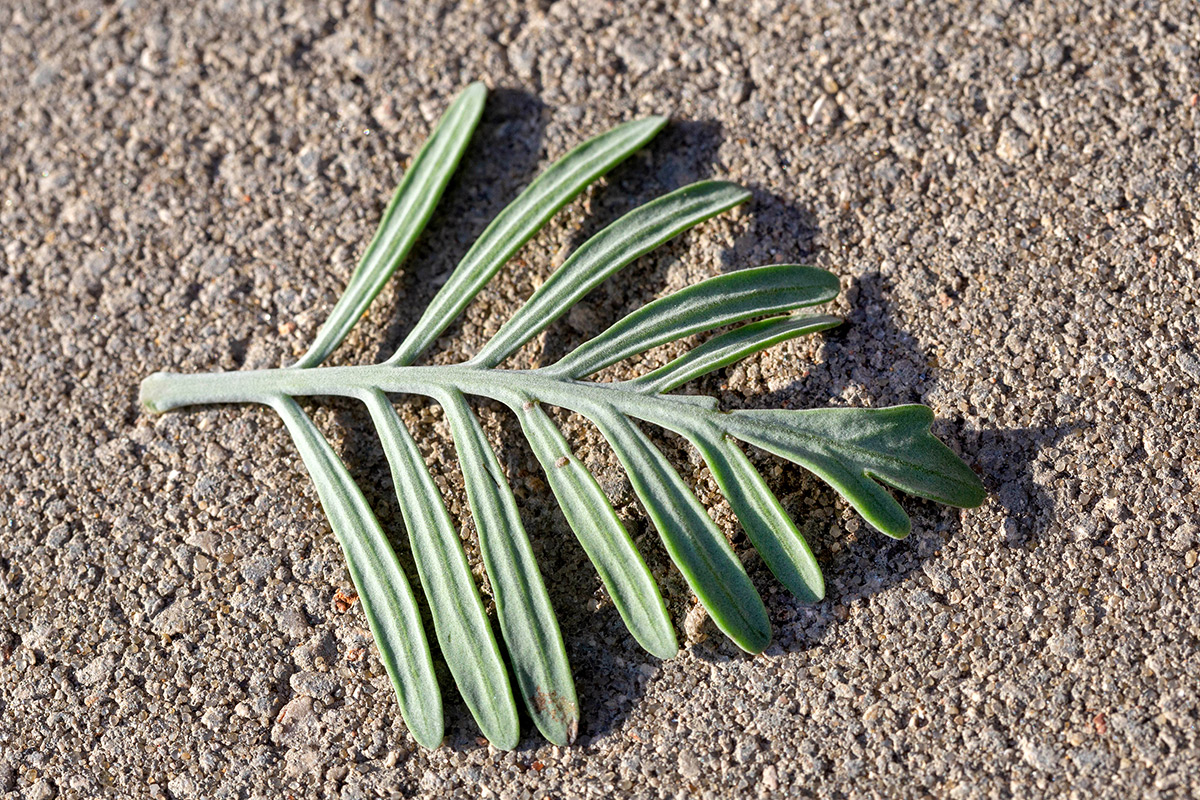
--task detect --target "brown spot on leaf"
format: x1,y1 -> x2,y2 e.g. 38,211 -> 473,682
530,687 -> 579,743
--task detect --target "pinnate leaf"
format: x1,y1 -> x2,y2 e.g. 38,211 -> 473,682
138,83 -> 986,751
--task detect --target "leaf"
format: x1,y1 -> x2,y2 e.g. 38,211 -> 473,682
388,115 -> 668,367
472,181 -> 751,368
583,404 -> 771,654
434,389 -> 578,745
545,264 -> 840,379
513,396 -> 677,659
269,396 -> 443,748
295,82 -> 486,369
724,405 -> 987,538
139,84 -> 986,750
626,313 -> 843,394
361,389 -> 520,749
688,431 -> 824,603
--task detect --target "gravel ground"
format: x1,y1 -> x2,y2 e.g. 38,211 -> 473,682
2,0 -> 1198,798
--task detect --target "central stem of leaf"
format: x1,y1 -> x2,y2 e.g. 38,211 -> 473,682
139,365 -> 722,434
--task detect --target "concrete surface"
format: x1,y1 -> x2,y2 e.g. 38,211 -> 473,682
2,0 -> 1198,797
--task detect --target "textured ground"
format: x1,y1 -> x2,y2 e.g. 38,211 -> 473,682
2,0 -> 1198,798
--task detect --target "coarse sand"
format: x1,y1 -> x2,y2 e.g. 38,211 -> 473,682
1,1 -> 1197,798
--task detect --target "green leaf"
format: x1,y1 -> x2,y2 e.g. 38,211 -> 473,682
434,389 -> 579,745
583,404 -> 771,654
269,396 -> 443,748
471,181 -> 751,368
725,405 -> 987,538
140,84 -> 988,751
388,115 -> 668,366
627,314 -> 843,394
688,430 -> 824,603
512,396 -> 677,659
295,82 -> 487,369
546,265 -> 840,380
361,389 -> 520,749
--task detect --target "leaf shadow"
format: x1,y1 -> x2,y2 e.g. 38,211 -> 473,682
759,422 -> 1073,660
324,389 -> 622,748
715,185 -> 821,274
320,394 -> 561,747
682,273 -> 1067,663
313,398 -> 461,689
972,423 -> 1075,549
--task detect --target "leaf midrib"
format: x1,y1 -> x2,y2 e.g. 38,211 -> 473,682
141,364 -> 970,490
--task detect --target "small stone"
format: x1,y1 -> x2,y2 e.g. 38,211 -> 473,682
735,737 -> 760,764
290,670 -> 337,702
29,778 -> 56,800
720,80 -> 749,105
684,603 -> 709,644
1042,41 -> 1066,68
167,774 -> 197,798
297,146 -> 320,180
347,53 -> 374,77
373,96 -> 404,133
996,128 -> 1033,162
616,39 -> 656,77
273,696 -> 317,745
201,707 -> 227,730
678,751 -> 702,780
1176,351 -> 1200,380
239,556 -> 276,588
1019,738 -> 1061,771
151,598 -> 191,637
275,608 -> 312,639
762,765 -> 779,792
78,654 -> 115,687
